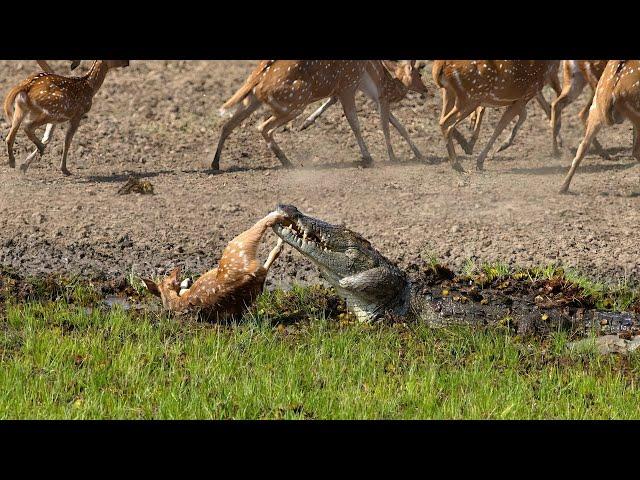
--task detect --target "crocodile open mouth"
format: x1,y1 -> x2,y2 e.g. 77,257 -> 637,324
275,217 -> 330,252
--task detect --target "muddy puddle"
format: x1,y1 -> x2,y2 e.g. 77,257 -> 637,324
408,263 -> 640,338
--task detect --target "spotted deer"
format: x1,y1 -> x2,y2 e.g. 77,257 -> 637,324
298,60 -> 431,162
460,63 -> 562,155
4,60 -> 129,175
213,60 -> 419,171
142,211 -> 286,322
433,60 -> 558,171
33,60 -> 81,156
560,60 -> 640,193
550,60 -> 608,157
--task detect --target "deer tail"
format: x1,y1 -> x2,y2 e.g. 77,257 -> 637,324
219,60 -> 274,114
3,82 -> 29,123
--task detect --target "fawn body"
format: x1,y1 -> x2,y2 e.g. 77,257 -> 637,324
143,212 -> 285,321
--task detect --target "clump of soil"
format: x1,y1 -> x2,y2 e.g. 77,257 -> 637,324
117,177 -> 154,195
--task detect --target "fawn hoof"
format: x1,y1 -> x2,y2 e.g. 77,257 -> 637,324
551,148 -> 562,159
18,164 -> 28,174
8,160 -> 15,169
61,168 -> 72,176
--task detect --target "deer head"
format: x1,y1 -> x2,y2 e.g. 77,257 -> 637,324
385,60 -> 430,96
142,266 -> 182,298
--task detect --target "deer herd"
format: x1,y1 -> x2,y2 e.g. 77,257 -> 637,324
3,59 -> 640,193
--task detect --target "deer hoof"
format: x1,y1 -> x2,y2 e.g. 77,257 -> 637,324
451,162 -> 466,173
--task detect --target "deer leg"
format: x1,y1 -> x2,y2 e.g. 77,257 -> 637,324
559,108 -> 603,194
212,95 -> 261,170
535,91 -> 552,119
224,211 -> 286,263
19,123 -> 48,173
389,112 -> 425,161
578,90 -> 609,160
495,107 -> 527,153
5,105 -> 27,169
257,111 -> 301,168
441,89 -> 474,155
476,101 -> 524,171
551,72 -> 585,156
59,117 -> 81,176
337,89 -> 373,167
378,100 -> 398,163
439,94 -> 476,173
465,106 -> 485,154
263,238 -> 284,270
299,97 -> 337,131
42,123 -> 55,145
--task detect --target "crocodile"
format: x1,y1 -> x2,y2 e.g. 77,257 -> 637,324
272,204 -> 411,321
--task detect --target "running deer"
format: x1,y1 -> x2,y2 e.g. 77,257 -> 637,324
460,63 -> 562,155
142,211 -> 286,322
433,60 -> 558,171
213,60 -> 414,171
4,60 -> 129,175
298,60 -> 431,162
550,60 -> 608,157
560,60 -> 640,193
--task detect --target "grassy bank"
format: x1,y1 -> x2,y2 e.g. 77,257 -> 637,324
1,286 -> 640,419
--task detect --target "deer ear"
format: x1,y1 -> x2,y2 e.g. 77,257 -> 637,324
168,266 -> 182,278
142,278 -> 161,297
70,60 -> 81,70
167,267 -> 182,286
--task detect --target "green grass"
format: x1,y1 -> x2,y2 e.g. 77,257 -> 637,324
2,289 -> 640,419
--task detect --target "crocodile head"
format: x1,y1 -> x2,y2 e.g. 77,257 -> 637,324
272,204 -> 410,321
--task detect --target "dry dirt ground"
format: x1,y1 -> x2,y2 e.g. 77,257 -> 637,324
0,60 -> 638,289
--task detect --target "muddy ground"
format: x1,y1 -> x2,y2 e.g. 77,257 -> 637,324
0,60 -> 638,290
